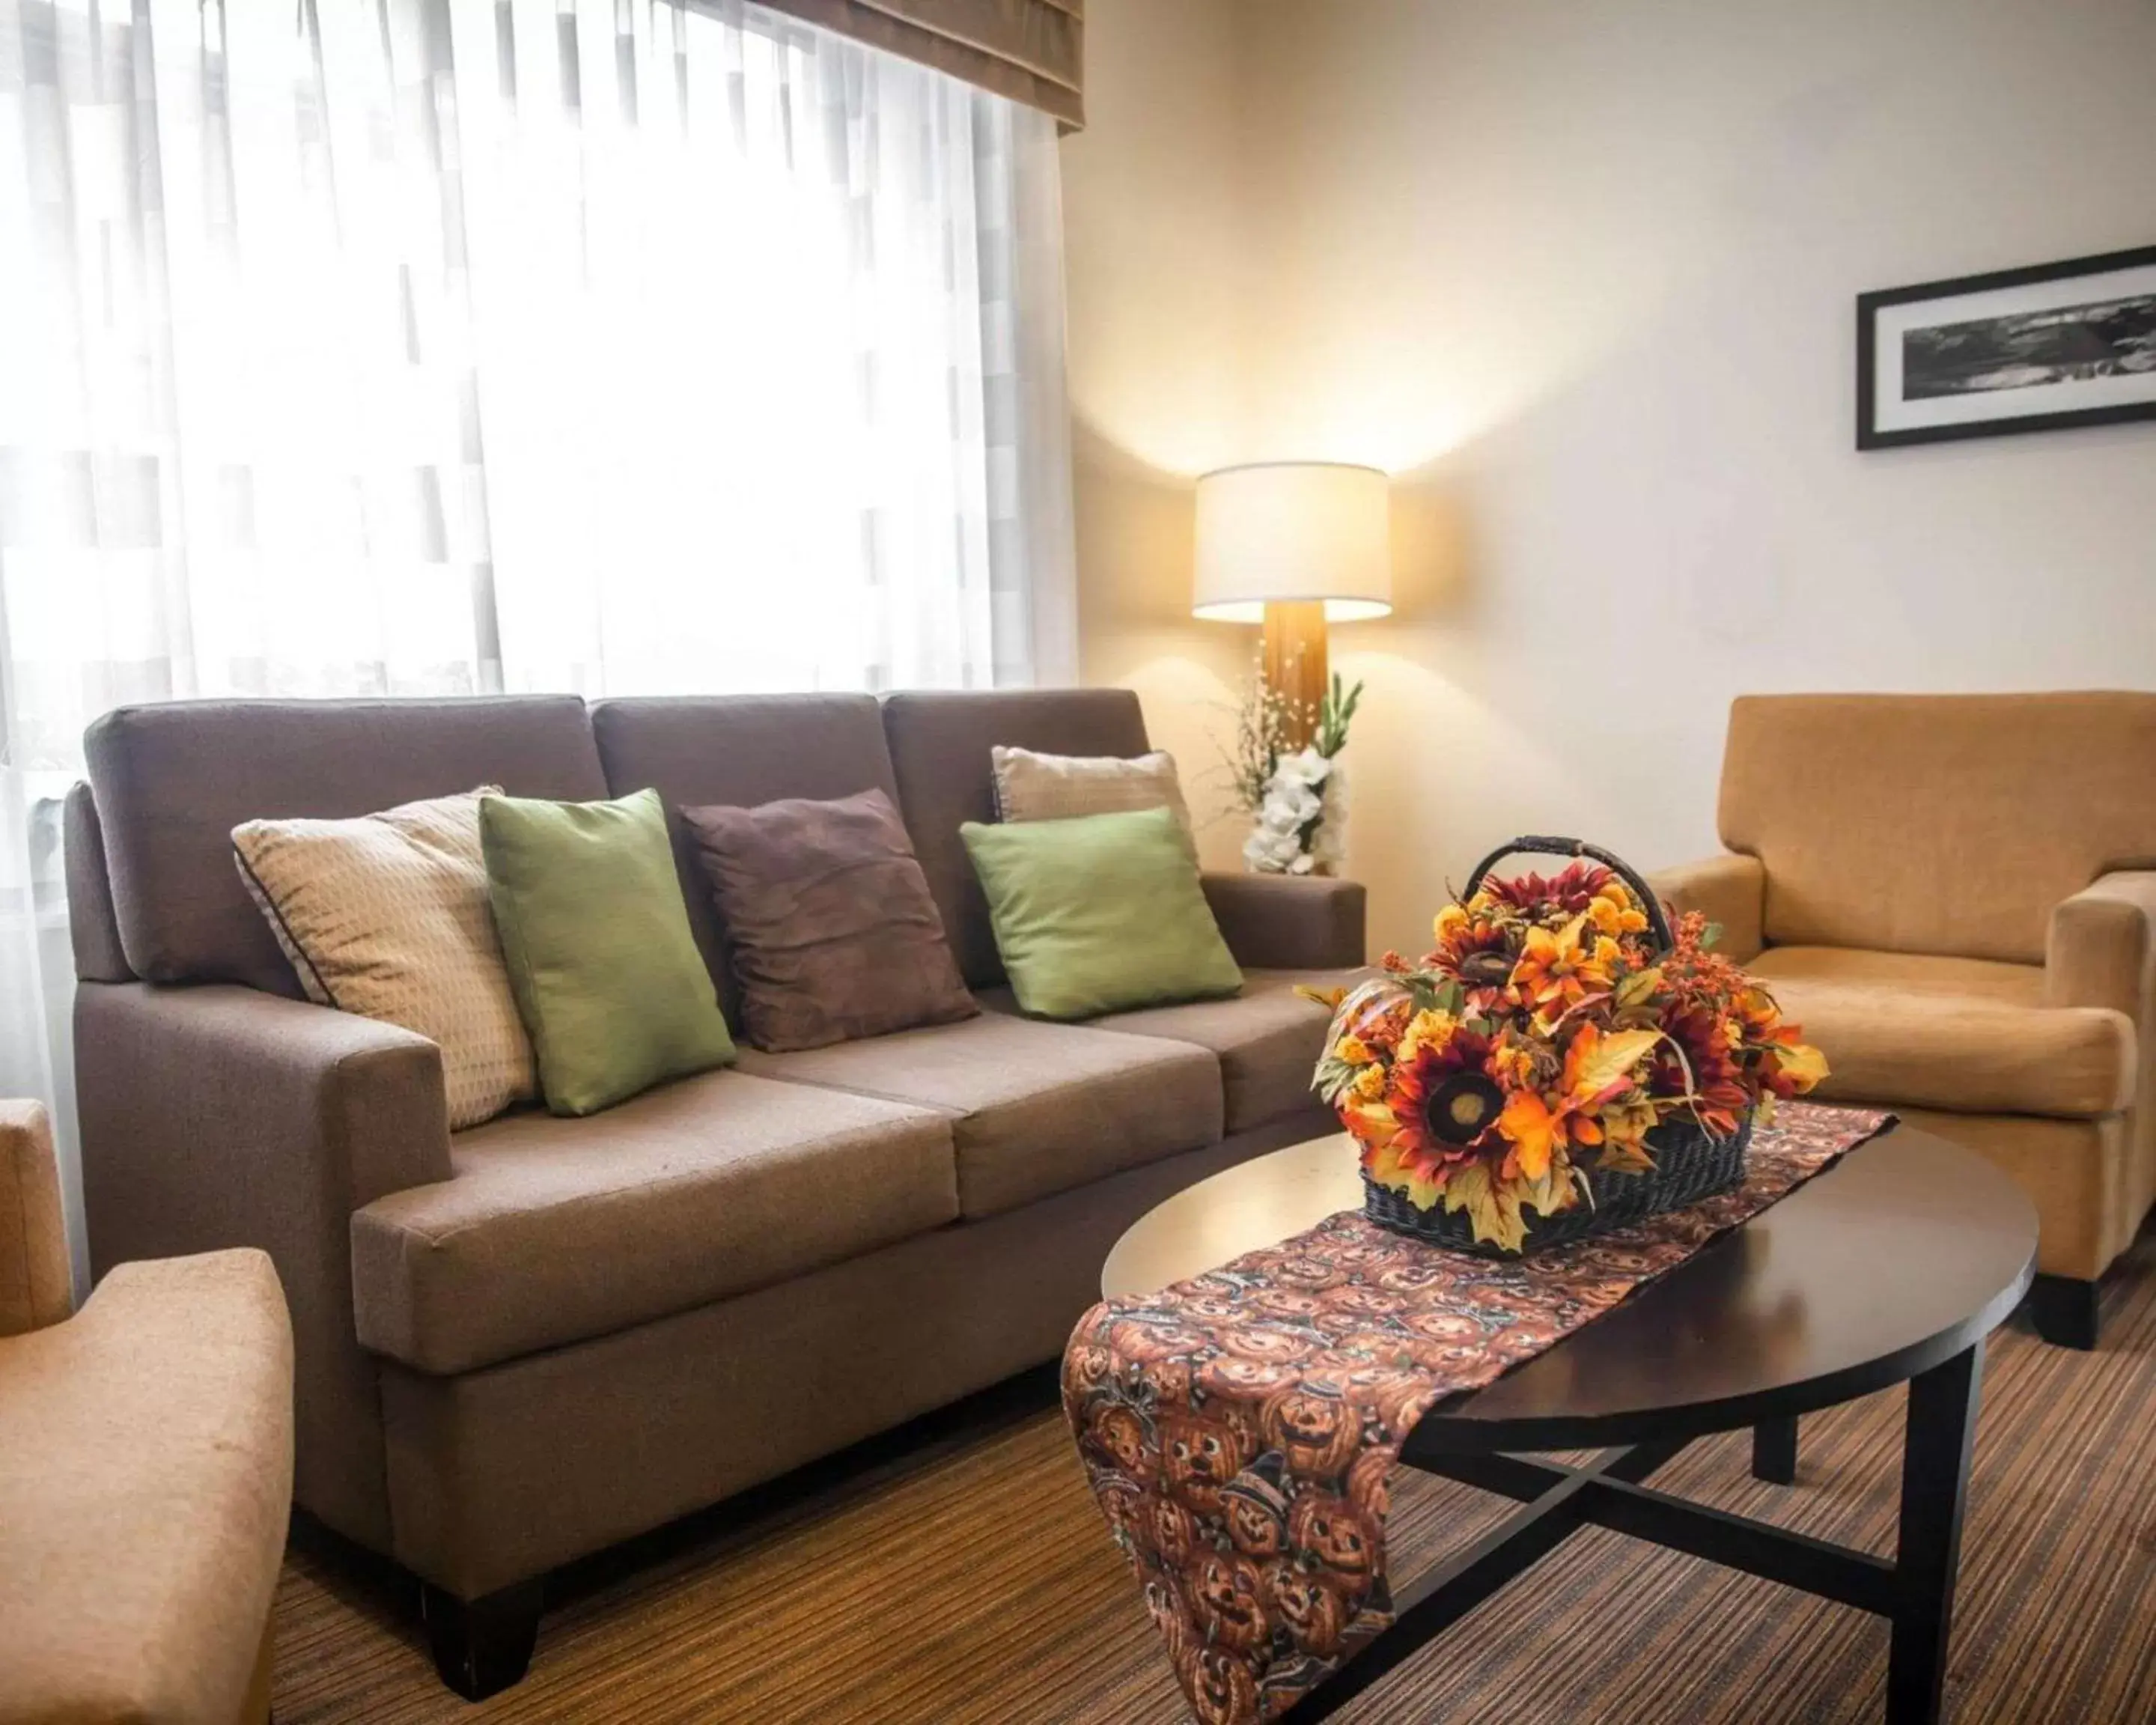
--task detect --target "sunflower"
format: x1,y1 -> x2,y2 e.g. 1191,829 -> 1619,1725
1428,898 -> 1513,990
1481,860 -> 1611,919
1656,1003 -> 1751,1137
1362,1017 -> 1502,1207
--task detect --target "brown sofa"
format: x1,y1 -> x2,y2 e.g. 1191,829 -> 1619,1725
0,1101 -> 293,1725
1651,692 -> 2156,1349
67,687 -> 1363,1697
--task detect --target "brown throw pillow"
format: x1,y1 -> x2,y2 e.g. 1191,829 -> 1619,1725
681,788 -> 978,1053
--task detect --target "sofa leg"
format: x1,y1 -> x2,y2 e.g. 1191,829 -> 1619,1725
421,1579 -> 543,1700
2026,1274 -> 2101,1351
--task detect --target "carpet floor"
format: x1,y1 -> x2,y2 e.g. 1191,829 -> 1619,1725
275,1235 -> 2156,1724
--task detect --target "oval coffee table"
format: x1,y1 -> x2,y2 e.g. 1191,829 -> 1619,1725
1101,1122 -> 2038,1725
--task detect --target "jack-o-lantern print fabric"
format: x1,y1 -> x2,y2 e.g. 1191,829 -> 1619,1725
1063,1102 -> 1892,1724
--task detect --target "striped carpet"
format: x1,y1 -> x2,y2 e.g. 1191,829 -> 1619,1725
275,1233 -> 2156,1724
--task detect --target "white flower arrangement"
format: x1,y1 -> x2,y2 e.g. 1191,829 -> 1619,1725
1243,747 -> 1333,874
1219,671 -> 1362,877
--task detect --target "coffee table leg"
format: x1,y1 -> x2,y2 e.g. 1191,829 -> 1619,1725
1752,1415 -> 1799,1485
1886,1341 -> 1984,1724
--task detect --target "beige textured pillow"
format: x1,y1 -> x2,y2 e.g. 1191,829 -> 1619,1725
232,788 -> 537,1129
990,745 -> 1194,836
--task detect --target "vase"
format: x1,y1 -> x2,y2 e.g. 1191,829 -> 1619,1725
1312,758 -> 1346,875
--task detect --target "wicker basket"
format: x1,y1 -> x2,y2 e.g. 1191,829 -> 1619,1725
1362,1111 -> 1752,1256
1358,835 -> 1752,1257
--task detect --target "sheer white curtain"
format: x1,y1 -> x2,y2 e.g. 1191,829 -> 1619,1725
0,0 -> 1075,1278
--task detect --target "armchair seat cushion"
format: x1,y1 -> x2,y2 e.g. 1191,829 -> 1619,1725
978,969 -> 1365,1133
736,1014 -> 1222,1219
352,1071 -> 958,1375
1750,946 -> 2134,1119
0,1249 -> 293,1725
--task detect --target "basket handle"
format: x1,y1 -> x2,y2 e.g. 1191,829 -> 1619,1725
1461,835 -> 1675,955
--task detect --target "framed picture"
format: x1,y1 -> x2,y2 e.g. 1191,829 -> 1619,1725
1856,243 -> 2156,448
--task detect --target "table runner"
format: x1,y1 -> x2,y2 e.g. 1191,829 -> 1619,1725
1062,1101 -> 1892,1724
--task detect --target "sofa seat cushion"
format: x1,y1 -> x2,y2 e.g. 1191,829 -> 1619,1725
1750,946 -> 2134,1118
351,1071 -> 958,1375
978,969 -> 1363,1133
735,1014 -> 1222,1219
0,1250 -> 293,1725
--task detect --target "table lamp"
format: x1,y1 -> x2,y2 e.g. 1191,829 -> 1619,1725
1193,462 -> 1392,744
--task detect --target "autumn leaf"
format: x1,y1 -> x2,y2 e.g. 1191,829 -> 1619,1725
1443,1160 -> 1527,1253
1779,1041 -> 1828,1085
1562,1024 -> 1663,1107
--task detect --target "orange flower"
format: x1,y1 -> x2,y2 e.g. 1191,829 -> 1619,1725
1587,884 -> 1651,940
1756,1025 -> 1829,1099
1506,913 -> 1618,1029
1496,1023 -> 1660,1184
1734,986 -> 1829,1101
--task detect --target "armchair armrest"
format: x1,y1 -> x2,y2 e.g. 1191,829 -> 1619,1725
74,982 -> 449,1548
2046,871 -> 2156,1021
0,1101 -> 73,1338
1645,854 -> 1766,962
1200,872 -> 1367,971
0,1247 -> 292,1725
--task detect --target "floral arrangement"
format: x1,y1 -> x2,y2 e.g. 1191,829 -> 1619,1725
1311,859 -> 1827,1250
1222,668 -> 1362,876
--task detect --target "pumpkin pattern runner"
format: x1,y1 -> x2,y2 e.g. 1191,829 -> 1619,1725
1062,1102 -> 1891,1724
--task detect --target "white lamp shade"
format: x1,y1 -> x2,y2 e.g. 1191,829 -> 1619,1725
1193,462 -> 1392,624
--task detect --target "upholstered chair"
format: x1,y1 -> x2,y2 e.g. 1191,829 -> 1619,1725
0,1101 -> 295,1724
1652,693 -> 2156,1350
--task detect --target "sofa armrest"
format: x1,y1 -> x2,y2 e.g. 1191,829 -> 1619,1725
1645,854 -> 1766,962
1200,872 -> 1367,971
0,1100 -> 73,1338
74,982 -> 449,1547
2047,871 -> 2156,1022
79,984 -> 452,1226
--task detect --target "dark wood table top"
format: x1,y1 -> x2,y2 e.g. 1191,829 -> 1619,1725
1100,1122 -> 2038,1456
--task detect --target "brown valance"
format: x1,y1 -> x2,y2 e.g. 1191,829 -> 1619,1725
754,0 -> 1084,127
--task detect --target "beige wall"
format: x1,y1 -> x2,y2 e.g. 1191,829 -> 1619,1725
1061,0 -> 1259,871
1063,0 -> 2156,955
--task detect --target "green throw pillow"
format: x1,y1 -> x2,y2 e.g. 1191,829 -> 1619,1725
960,806 -> 1243,1020
480,788 -> 736,1116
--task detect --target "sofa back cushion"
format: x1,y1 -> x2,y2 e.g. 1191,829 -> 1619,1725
84,697 -> 607,992
882,689 -> 1152,987
1719,692 -> 2156,965
63,784 -> 132,984
590,695 -> 901,1003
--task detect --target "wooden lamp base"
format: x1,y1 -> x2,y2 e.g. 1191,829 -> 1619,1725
1262,600 -> 1329,750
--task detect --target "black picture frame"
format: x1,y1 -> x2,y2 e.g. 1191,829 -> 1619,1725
1855,243 -> 2156,449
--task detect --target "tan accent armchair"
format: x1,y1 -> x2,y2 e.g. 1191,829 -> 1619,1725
1652,693 -> 2156,1348
0,1101 -> 294,1724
